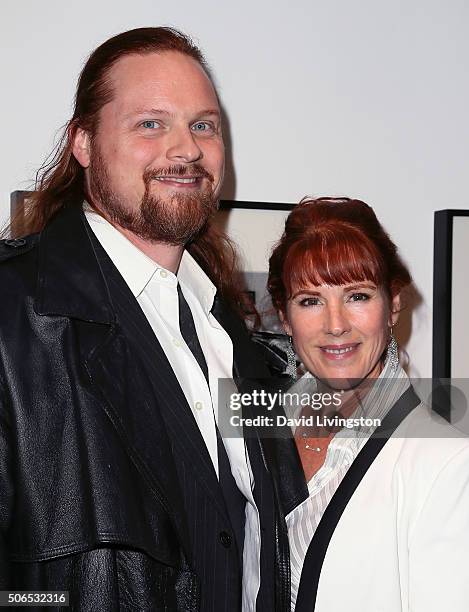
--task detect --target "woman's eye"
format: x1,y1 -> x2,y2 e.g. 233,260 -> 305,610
299,297 -> 321,307
349,292 -> 370,302
141,120 -> 159,129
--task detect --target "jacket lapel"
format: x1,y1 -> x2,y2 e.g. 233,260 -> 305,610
34,204 -> 205,558
89,231 -> 229,521
36,204 -> 229,526
82,321 -> 193,558
295,385 -> 421,612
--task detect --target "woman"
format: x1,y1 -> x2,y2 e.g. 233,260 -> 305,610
267,197 -> 469,612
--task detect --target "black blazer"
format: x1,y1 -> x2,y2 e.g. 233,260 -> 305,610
0,203 -> 302,611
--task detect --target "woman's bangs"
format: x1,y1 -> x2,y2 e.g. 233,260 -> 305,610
283,233 -> 384,297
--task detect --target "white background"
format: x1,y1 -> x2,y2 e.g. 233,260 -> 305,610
1,0 -> 469,376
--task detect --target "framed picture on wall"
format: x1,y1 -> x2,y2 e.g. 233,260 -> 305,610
433,209 -> 469,379
217,200 -> 296,376
217,200 -> 294,331
10,190 -> 32,235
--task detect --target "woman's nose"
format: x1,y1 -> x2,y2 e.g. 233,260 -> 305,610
324,304 -> 351,336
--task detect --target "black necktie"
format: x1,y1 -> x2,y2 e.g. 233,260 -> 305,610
177,283 -> 246,565
177,283 -> 209,384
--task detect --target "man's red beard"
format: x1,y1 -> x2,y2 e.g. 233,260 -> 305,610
87,151 -> 218,245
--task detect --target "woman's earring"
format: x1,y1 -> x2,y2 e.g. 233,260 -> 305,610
286,335 -> 297,380
386,326 -> 399,374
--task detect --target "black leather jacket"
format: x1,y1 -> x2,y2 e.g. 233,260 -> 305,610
0,204 -> 306,611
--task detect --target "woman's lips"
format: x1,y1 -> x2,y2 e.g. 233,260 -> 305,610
320,343 -> 360,360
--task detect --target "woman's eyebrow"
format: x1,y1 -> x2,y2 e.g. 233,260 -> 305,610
343,282 -> 377,291
291,289 -> 322,299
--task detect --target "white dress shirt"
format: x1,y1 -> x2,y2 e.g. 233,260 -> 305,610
285,359 -> 410,609
84,207 -> 260,611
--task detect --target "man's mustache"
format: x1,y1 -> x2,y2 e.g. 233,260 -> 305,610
144,165 -> 214,183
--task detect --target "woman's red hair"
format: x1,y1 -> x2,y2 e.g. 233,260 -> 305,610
268,197 -> 412,315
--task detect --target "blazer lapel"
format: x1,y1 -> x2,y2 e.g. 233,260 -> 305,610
86,221 -> 228,522
83,322 -> 193,557
34,204 -> 226,558
295,385 -> 421,612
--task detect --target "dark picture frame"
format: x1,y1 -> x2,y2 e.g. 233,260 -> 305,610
433,209 -> 469,379
10,191 -> 294,218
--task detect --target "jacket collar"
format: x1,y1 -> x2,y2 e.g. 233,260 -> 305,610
35,203 -> 114,324
84,206 -> 217,313
36,203 -> 219,323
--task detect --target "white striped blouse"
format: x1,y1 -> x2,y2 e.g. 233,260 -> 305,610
284,360 -> 410,609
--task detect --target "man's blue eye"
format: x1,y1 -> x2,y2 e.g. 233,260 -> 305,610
141,121 -> 158,129
192,122 -> 209,131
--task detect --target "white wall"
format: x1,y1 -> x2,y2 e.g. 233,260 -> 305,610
2,0 -> 469,376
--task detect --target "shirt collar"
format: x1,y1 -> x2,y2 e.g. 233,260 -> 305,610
285,355 -> 409,424
84,205 -> 216,313
178,249 -> 217,315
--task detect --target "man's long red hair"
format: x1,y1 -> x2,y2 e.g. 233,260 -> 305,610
9,27 -> 246,315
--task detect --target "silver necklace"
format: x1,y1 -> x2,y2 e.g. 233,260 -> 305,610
301,388 -> 361,453
301,432 -> 322,452
305,444 -> 322,452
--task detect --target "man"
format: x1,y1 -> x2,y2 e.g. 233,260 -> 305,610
0,28 -> 302,611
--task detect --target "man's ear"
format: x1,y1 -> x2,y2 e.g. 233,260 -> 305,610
71,126 -> 91,168
279,310 -> 292,336
390,293 -> 401,327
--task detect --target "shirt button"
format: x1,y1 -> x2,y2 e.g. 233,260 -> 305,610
194,401 -> 203,411
159,269 -> 168,278
172,337 -> 182,347
219,531 -> 232,548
